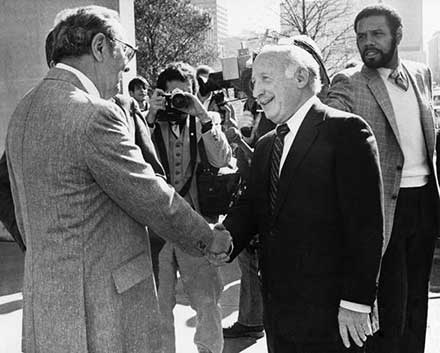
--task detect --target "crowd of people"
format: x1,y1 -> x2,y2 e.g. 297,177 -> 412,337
0,3 -> 439,353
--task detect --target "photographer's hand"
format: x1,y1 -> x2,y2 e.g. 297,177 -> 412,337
146,89 -> 166,126
175,91 -> 212,124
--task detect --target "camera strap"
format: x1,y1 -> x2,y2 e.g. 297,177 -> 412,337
153,115 -> 197,198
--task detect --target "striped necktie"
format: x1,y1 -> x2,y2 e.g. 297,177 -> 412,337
269,123 -> 290,215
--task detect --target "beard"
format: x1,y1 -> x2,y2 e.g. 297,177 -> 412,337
360,37 -> 397,69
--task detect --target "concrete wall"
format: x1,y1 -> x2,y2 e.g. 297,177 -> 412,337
0,0 -> 135,241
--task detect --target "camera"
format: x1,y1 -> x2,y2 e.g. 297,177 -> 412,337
156,91 -> 191,122
197,55 -> 253,98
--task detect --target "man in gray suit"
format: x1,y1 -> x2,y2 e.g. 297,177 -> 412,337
326,5 -> 439,353
6,6 -> 231,353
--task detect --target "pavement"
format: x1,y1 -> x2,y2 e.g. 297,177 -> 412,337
1,241 -> 440,353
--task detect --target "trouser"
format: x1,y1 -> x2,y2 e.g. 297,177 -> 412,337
264,306 -> 365,353
158,242 -> 224,353
237,247 -> 264,326
367,184 -> 437,353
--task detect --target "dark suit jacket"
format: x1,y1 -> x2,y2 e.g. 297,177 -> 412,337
224,100 -> 383,343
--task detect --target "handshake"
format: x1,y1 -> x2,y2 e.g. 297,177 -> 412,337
206,223 -> 233,266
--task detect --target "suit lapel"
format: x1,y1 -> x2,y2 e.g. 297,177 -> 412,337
403,63 -> 436,160
363,66 -> 401,146
273,103 -> 322,217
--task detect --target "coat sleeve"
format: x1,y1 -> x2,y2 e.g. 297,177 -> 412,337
335,116 -> 384,306
82,103 -> 214,257
325,72 -> 355,113
200,111 -> 232,168
223,138 -> 266,260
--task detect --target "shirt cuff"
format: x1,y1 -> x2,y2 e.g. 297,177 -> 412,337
340,300 -> 371,313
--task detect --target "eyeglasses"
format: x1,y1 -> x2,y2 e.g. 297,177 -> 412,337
112,37 -> 138,62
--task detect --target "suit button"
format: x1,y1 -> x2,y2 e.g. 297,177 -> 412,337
392,194 -> 398,200
396,165 -> 403,171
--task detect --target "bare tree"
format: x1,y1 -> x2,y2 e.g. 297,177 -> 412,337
280,0 -> 359,75
134,0 -> 218,86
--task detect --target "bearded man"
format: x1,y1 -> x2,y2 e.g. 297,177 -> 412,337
326,5 -> 440,353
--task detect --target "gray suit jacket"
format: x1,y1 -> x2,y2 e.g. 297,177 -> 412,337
326,60 -> 439,253
6,67 -> 214,353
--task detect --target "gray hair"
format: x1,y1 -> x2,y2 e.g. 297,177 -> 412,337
51,6 -> 121,63
260,45 -> 322,94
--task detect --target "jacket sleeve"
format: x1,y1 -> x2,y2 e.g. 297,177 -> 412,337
200,111 -> 232,168
335,116 -> 384,306
82,103 -> 214,257
325,72 -> 355,113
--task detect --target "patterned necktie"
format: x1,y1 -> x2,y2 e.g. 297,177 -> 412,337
269,123 -> 290,215
389,69 -> 409,91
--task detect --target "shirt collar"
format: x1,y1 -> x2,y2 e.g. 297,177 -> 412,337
284,95 -> 318,131
55,63 -> 101,98
377,61 -> 404,80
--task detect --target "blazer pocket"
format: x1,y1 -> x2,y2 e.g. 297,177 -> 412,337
112,251 -> 151,294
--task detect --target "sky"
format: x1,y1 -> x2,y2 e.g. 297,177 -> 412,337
225,0 -> 440,44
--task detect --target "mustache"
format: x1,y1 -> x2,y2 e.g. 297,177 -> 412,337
362,47 -> 383,55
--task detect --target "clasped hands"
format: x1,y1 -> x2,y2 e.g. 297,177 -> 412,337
206,223 -> 232,266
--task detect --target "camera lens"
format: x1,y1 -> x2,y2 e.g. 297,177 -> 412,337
171,93 -> 188,109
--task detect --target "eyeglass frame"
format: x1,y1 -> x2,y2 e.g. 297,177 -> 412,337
110,37 -> 138,62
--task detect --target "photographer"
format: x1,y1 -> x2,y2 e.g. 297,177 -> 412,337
147,62 -> 231,353
196,65 -> 238,133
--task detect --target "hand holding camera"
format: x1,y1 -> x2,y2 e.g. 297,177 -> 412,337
148,88 -> 211,124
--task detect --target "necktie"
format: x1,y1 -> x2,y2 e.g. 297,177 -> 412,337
389,69 -> 409,91
269,123 -> 290,215
170,122 -> 180,138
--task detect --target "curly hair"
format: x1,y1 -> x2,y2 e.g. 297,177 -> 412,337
156,62 -> 198,94
354,5 -> 402,37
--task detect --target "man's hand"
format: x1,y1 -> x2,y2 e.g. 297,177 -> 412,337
237,110 -> 254,131
206,223 -> 232,266
338,306 -> 372,348
146,88 -> 166,125
171,90 -> 211,123
225,127 -> 242,144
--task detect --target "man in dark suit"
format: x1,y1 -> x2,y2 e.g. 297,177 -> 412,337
217,45 -> 384,353
326,5 -> 439,353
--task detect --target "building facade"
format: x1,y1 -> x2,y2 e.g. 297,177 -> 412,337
428,32 -> 440,85
380,0 -> 425,63
190,0 -> 229,56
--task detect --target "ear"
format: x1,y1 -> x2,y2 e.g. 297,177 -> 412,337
295,68 -> 309,89
395,26 -> 403,46
91,33 -> 107,62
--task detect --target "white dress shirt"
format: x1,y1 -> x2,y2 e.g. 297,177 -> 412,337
55,63 -> 101,98
278,95 -> 371,314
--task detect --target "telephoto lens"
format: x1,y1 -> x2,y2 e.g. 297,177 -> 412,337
171,92 -> 189,109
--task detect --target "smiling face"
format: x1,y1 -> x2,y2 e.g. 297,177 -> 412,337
251,51 -> 302,125
356,15 -> 400,69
